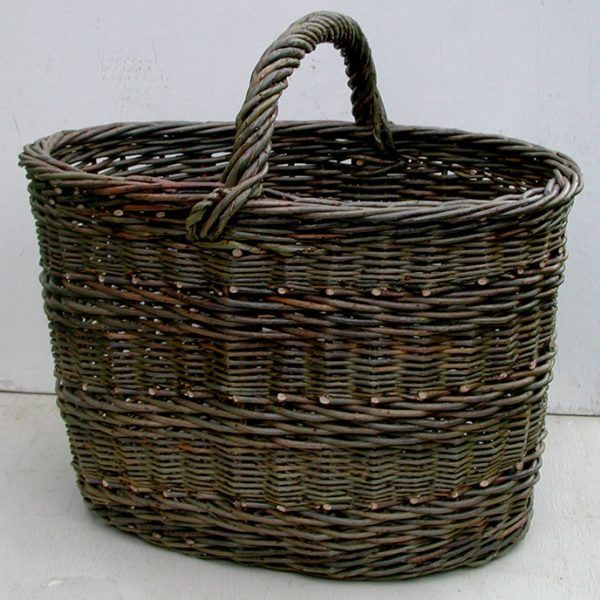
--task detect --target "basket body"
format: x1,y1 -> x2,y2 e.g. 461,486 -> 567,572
21,119 -> 581,579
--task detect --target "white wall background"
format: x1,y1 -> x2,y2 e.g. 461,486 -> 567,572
1,0 -> 598,414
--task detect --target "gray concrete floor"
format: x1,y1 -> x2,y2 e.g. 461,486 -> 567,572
1,392 -> 599,599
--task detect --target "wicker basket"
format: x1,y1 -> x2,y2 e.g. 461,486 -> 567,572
20,11 -> 582,580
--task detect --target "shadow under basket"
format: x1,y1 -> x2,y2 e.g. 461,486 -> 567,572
20,11 -> 581,580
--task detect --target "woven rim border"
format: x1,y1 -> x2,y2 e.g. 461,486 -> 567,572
20,121 -> 582,227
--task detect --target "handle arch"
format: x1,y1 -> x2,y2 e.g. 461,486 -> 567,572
186,11 -> 394,240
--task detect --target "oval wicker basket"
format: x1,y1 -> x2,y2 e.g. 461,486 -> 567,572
20,11 -> 582,580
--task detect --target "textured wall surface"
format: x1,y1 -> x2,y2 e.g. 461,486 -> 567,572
1,0 -> 597,413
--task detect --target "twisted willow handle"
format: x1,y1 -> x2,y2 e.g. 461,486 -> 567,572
186,11 -> 394,240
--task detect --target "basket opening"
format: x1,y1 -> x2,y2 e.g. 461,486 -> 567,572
47,122 -> 557,206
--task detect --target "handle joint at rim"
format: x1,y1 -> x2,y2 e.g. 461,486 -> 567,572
185,188 -> 227,241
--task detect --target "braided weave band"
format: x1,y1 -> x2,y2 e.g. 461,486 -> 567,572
186,11 -> 394,240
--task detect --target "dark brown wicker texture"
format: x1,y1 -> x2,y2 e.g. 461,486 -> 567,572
20,11 -> 582,580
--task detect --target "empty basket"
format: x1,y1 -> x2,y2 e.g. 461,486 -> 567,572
20,11 -> 582,580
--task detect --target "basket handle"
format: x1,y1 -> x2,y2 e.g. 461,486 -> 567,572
186,11 -> 394,240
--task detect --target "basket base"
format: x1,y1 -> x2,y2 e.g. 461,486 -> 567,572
77,459 -> 539,580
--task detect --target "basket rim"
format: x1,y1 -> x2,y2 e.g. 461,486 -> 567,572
20,120 -> 583,226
